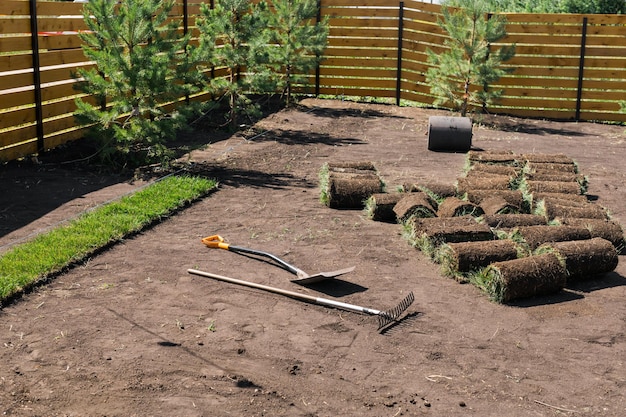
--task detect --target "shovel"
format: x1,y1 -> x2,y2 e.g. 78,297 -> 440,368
201,235 -> 355,284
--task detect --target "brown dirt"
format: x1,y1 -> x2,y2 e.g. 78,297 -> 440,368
1,98 -> 626,416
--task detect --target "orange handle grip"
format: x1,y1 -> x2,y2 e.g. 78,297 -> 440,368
201,235 -> 230,250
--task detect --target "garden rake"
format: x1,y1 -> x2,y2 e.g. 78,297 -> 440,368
187,268 -> 415,331
201,235 -> 355,284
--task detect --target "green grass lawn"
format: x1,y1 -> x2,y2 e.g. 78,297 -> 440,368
0,174 -> 217,304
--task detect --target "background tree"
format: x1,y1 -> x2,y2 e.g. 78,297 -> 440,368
265,0 -> 329,107
195,0 -> 273,127
426,0 -> 515,117
74,0 -> 198,168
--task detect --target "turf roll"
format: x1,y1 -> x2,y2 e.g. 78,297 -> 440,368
524,180 -> 582,195
521,153 -> 575,165
408,216 -> 494,247
327,161 -> 377,171
402,182 -> 457,199
366,193 -> 404,223
536,238 -> 618,282
468,150 -> 518,165
437,197 -> 484,217
468,163 -> 520,177
517,225 -> 592,250
393,192 -> 437,222
457,176 -> 512,194
559,218 -> 625,249
438,239 -> 520,278
544,202 -> 609,221
480,196 -> 521,215
466,190 -> 525,207
482,214 -> 547,229
324,171 -> 384,209
481,253 -> 568,303
526,162 -> 577,174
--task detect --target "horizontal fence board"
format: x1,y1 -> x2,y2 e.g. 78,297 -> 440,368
317,86 -> 397,98
0,140 -> 39,163
328,37 -> 397,48
324,47 -> 398,59
325,7 -> 399,18
319,77 -> 396,89
321,57 -> 397,68
328,17 -> 399,28
0,35 -> 31,53
319,67 -> 397,78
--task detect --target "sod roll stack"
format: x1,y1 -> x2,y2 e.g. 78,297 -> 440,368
320,162 -> 383,209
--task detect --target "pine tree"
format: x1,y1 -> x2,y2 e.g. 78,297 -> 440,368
74,0 -> 197,168
266,0 -> 328,107
426,0 -> 515,117
196,0 -> 273,126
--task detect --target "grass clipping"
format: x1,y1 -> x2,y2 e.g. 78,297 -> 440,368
0,175 -> 217,303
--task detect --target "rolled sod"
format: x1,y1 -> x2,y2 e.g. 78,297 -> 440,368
536,237 -> 618,281
531,192 -> 590,208
366,193 -> 404,223
327,161 -> 377,171
524,171 -> 585,183
524,180 -> 582,195
544,202 -> 609,221
517,225 -> 592,250
468,150 -> 518,164
526,162 -> 578,174
521,153 -> 575,164
393,192 -> 436,222
482,214 -> 547,229
409,216 -> 494,245
559,218 -> 625,249
437,197 -> 484,217
480,196 -> 521,215
324,171 -> 384,209
468,163 -> 520,177
466,190 -> 525,207
457,176 -> 512,194
439,239 -> 520,276
402,182 -> 457,199
482,253 -> 568,303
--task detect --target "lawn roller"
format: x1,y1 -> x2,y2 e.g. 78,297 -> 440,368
187,268 -> 414,331
201,235 -> 355,284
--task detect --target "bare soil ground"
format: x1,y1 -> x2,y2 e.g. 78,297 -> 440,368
1,98 -> 626,416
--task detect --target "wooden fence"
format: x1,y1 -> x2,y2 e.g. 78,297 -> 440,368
1,0 -> 626,162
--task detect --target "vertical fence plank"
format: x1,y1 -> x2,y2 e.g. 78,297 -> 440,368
575,16 -> 588,121
29,0 -> 44,153
396,1 -> 404,106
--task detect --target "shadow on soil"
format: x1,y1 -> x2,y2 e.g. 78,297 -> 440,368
0,159 -> 133,241
250,129 -> 368,146
508,270 -> 626,308
301,103 -> 411,121
192,164 -> 315,189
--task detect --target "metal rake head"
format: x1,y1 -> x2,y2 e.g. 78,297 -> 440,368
377,292 -> 415,330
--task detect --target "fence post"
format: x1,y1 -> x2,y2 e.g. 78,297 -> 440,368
183,0 -> 189,35
29,0 -> 45,154
396,1 -> 404,106
575,17 -> 588,121
315,0 -> 322,97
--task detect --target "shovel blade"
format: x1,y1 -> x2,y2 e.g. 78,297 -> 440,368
291,266 -> 356,284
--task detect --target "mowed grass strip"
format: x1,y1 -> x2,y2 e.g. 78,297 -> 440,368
0,175 -> 217,302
